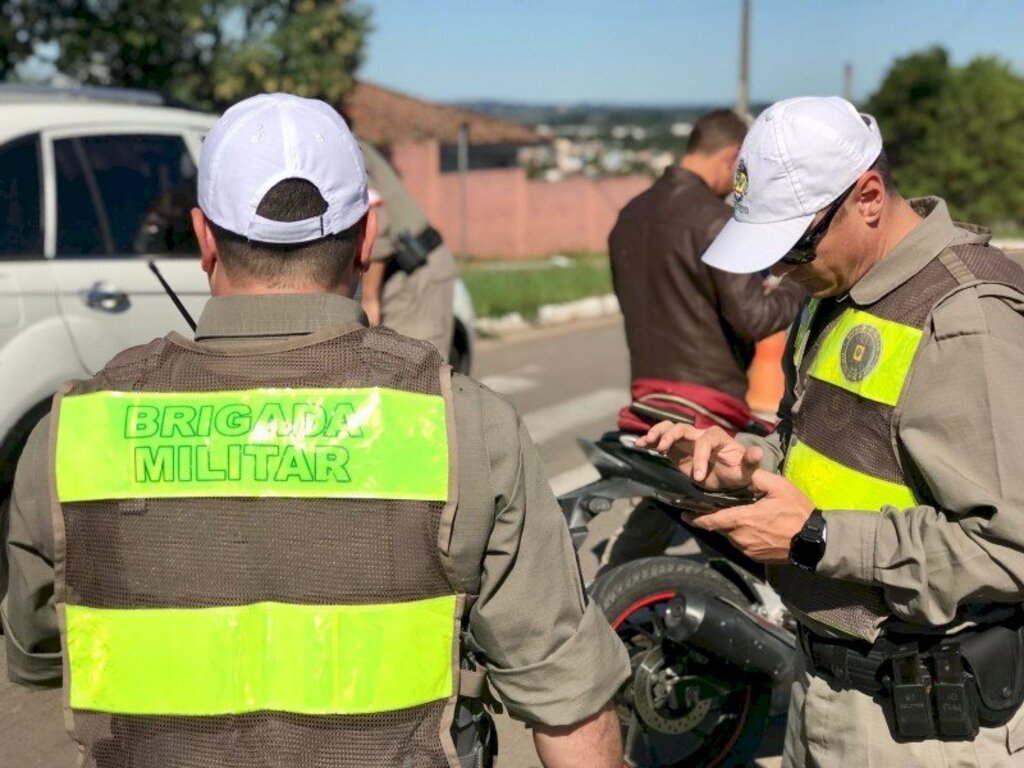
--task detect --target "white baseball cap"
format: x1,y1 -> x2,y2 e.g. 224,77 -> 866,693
702,96 -> 883,274
198,93 -> 368,244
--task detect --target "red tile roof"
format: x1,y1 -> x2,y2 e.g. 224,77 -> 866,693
346,81 -> 542,146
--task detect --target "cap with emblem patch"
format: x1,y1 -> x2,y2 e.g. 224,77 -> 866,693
703,96 -> 883,274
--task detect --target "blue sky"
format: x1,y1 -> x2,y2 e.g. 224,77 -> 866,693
360,0 -> 1024,105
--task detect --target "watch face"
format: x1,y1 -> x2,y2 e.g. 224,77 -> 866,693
791,512 -> 826,571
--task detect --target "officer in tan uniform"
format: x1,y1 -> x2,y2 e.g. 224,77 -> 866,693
1,94 -> 628,768
639,97 -> 1024,766
358,139 -> 458,362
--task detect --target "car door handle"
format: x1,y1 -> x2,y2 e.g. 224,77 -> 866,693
85,283 -> 131,313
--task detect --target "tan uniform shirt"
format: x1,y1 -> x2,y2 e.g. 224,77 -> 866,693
751,198 -> 1024,630
2,294 -> 629,726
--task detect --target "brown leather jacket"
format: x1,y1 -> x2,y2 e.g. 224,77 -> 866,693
609,166 -> 804,400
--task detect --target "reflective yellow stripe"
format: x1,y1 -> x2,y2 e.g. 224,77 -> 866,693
66,596 -> 457,716
808,309 -> 922,406
55,388 -> 449,502
784,440 -> 916,511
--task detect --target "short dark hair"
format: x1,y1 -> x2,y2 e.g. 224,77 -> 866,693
211,178 -> 364,290
685,109 -> 748,155
833,149 -> 899,223
869,149 -> 897,193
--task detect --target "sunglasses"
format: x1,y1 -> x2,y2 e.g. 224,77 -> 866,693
779,183 -> 856,265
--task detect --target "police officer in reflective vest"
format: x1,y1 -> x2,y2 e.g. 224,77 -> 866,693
638,97 -> 1024,766
2,94 -> 629,767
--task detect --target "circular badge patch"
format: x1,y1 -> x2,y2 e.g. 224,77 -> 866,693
840,324 -> 882,382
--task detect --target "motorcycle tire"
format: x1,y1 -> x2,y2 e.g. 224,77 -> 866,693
590,556 -> 772,768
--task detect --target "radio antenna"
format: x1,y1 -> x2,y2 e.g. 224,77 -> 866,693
147,261 -> 197,332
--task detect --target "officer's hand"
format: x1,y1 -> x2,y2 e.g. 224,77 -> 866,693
688,469 -> 815,563
635,421 -> 763,491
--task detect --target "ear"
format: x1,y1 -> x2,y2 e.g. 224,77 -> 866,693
855,170 -> 886,226
714,143 -> 742,195
192,207 -> 219,277
355,207 -> 378,275
720,143 -> 742,171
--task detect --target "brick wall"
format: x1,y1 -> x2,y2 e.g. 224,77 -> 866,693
390,141 -> 440,222
391,139 -> 650,258
436,169 -> 527,257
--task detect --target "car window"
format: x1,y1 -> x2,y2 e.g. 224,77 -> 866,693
0,134 -> 44,259
54,134 -> 198,258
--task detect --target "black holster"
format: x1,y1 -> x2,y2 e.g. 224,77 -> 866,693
959,620 -> 1024,727
452,697 -> 497,768
453,630 -> 498,768
387,226 -> 444,278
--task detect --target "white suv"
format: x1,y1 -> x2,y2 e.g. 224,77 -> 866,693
0,85 -> 475,505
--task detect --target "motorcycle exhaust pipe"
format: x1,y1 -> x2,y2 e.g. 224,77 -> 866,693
662,592 -> 794,687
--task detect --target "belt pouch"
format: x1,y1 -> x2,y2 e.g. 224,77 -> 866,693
932,645 -> 979,738
888,648 -> 936,739
959,622 -> 1024,727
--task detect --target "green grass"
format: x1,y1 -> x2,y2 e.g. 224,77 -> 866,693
993,227 -> 1024,240
460,252 -> 612,319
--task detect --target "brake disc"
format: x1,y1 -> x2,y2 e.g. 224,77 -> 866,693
632,646 -> 712,735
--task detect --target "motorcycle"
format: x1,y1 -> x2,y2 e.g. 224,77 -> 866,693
559,431 -> 797,767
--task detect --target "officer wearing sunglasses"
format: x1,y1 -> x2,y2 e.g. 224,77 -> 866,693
639,96 -> 1024,767
778,181 -> 855,265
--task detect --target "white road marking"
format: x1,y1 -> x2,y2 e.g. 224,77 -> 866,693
522,387 -> 628,445
478,374 -> 537,395
478,364 -> 543,395
547,463 -> 601,496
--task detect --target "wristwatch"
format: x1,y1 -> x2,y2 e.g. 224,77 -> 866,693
790,508 -> 827,571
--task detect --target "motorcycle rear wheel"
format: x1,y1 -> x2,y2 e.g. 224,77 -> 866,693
590,556 -> 772,768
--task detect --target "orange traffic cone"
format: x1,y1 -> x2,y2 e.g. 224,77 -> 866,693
746,332 -> 787,418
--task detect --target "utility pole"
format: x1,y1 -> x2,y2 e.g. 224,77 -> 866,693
737,0 -> 751,120
457,122 -> 470,262
843,62 -> 854,103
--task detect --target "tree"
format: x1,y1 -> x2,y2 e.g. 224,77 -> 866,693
866,47 -> 1024,226
0,2 -> 34,80
209,0 -> 368,108
0,0 -> 370,111
863,47 -> 951,178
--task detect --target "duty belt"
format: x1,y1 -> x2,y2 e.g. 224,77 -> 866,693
800,624 -> 982,739
798,621 -> 1023,693
798,624 -> 889,695
799,617 -> 1024,741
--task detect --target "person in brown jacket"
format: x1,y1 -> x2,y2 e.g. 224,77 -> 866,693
605,109 -> 803,567
608,108 -> 803,401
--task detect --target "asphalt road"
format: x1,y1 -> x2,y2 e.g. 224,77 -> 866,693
1,315 -> 783,767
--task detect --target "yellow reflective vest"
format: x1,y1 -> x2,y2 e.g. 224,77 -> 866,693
51,327 -> 465,767
778,245 -> 1022,640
